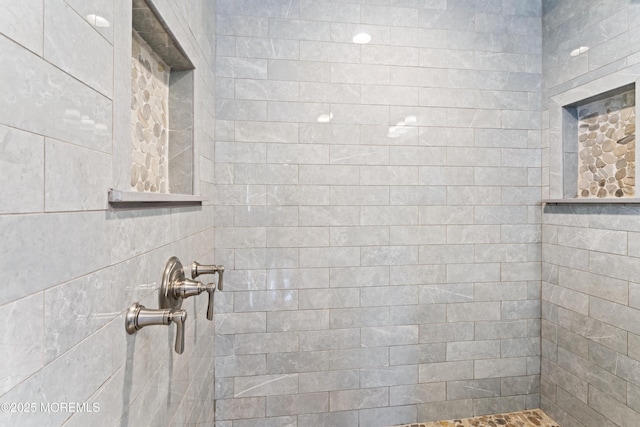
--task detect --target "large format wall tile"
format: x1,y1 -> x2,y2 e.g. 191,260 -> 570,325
0,35 -> 112,153
44,138 -> 111,211
0,125 -> 44,214
44,0 -> 114,98
0,0 -> 43,55
0,211 -> 110,306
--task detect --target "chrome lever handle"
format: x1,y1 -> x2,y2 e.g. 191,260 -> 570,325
168,308 -> 187,354
191,262 -> 225,291
205,283 -> 214,320
125,303 -> 188,354
173,278 -> 215,321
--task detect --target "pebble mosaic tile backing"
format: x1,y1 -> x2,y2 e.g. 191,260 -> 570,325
391,409 -> 560,427
130,30 -> 170,193
577,88 -> 635,198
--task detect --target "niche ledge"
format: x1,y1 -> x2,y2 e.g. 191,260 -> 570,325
108,189 -> 205,205
542,197 -> 640,205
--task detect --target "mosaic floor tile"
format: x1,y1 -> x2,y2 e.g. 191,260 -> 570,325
391,409 -> 560,427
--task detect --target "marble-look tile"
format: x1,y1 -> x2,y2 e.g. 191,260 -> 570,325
330,307 -> 389,329
298,369 -> 359,393
330,186 -> 390,205
217,57 -> 268,79
269,59 -> 330,82
64,0 -> 115,43
45,138 -> 111,211
300,82 -> 361,104
298,288 -> 359,309
267,309 -> 330,332
235,248 -> 299,269
236,37 -> 299,60
0,212 -> 109,306
216,98 -> 267,121
361,405 -> 418,427
299,328 -> 360,351
0,125 -> 44,214
361,325 -> 419,347
0,0 -> 43,54
268,101 -> 332,123
0,323 -> 113,426
299,206 -> 360,226
267,351 -> 328,374
330,226 -> 389,247
300,0 -> 359,22
390,382 -> 447,406
107,208 -> 172,263
475,357 -> 528,378
0,293 -> 44,395
235,121 -> 299,143
44,0 -> 113,98
216,397 -> 265,421
267,143 -> 329,164
361,245 -> 419,266
299,165 -> 359,185
0,35 -> 112,152
217,14 -> 268,38
362,45 -> 420,67
331,63 -> 390,85
267,268 -> 329,290
299,41 -> 360,63
43,268 -> 120,362
269,18 -> 331,41
267,392 -> 329,417
331,22 -> 390,44
216,355 -> 267,378
234,373 -> 298,397
236,0 -> 300,18
215,143 -> 266,164
298,410 -> 358,426
330,387 -> 388,412
361,364 -> 417,388
236,79 -> 299,101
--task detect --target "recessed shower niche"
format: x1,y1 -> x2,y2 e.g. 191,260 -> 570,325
129,0 -> 194,195
109,0 -> 201,203
547,73 -> 640,202
575,87 -> 635,198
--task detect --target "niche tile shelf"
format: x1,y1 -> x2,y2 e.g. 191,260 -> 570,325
108,189 -> 205,204
545,70 -> 640,205
110,0 -> 203,206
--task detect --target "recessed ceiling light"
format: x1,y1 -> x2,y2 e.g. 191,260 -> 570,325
352,32 -> 372,44
86,14 -> 111,28
570,46 -> 589,57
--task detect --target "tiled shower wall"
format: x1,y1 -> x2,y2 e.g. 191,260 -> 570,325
213,1 -> 542,425
0,0 -> 216,425
541,1 -> 640,427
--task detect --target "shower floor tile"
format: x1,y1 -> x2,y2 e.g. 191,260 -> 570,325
392,409 -> 560,427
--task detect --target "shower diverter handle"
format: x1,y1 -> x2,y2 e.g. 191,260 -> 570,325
173,278 -> 216,321
191,261 -> 224,291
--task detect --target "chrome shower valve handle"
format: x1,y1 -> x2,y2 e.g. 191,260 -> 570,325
174,277 -> 216,321
125,302 -> 187,354
191,261 -> 224,291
